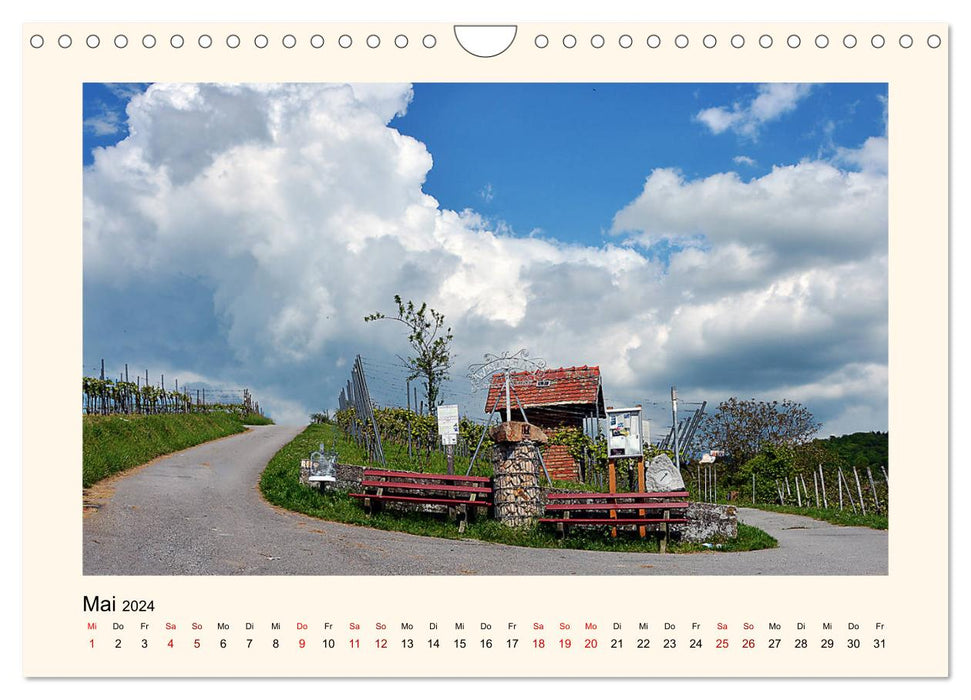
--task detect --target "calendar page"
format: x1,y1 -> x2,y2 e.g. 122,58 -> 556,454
20,16 -> 948,681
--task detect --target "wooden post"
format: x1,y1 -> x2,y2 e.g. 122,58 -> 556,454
867,466 -> 881,514
836,469 -> 844,510
608,459 -> 618,538
838,466 -> 856,513
795,475 -> 802,507
853,466 -> 867,516
752,473 -> 756,504
637,456 -> 646,538
819,465 -> 829,509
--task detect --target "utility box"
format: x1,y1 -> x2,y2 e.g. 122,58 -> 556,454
606,406 -> 643,458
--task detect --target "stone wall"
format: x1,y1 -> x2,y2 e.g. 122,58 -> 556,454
300,461 -> 364,492
673,503 -> 738,542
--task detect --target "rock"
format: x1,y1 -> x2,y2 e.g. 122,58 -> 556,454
675,502 -> 738,541
644,454 -> 685,492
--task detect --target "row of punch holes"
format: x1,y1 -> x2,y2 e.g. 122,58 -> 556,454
29,31 -> 942,51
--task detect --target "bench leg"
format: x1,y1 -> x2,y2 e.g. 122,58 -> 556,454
457,505 -> 468,534
660,509 -> 670,553
363,497 -> 373,516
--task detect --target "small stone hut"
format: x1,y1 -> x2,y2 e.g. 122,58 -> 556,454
484,365 -> 606,481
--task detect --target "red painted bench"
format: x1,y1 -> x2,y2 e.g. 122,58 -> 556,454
350,469 -> 493,532
539,490 -> 690,551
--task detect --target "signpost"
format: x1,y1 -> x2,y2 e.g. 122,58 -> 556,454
437,404 -> 459,474
605,407 -> 645,538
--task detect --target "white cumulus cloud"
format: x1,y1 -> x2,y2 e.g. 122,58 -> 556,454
696,84 -> 812,138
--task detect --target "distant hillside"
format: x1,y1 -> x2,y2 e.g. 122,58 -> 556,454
815,431 -> 888,471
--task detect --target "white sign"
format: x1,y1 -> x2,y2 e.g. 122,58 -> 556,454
606,407 -> 643,458
437,404 -> 460,445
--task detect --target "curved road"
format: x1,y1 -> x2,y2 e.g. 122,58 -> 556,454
83,425 -> 888,576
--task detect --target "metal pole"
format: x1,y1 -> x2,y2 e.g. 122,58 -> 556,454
466,392 -> 504,475
504,370 -> 512,423
671,386 -> 681,472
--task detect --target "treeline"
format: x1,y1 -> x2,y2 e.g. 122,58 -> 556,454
815,431 -> 888,472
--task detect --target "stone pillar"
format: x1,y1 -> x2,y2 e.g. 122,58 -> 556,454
490,421 -> 547,528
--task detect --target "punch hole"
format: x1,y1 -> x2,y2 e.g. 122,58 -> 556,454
870,34 -> 885,49
731,34 -> 744,48
703,34 -> 716,48
142,34 -> 156,48
282,34 -> 297,48
618,34 -> 633,48
927,34 -> 941,48
170,34 -> 184,48
674,34 -> 688,48
114,34 -> 128,48
255,34 -> 269,49
86,35 -> 100,49
395,34 -> 408,48
58,34 -> 72,49
198,34 -> 212,49
787,34 -> 800,48
310,34 -> 325,48
226,34 -> 241,49
563,34 -> 577,48
647,34 -> 661,49
367,34 -> 380,48
534,34 -> 548,48
339,34 -> 352,48
29,35 -> 44,48
422,34 -> 437,48
759,34 -> 772,48
591,34 -> 605,49
843,34 -> 857,48
815,34 -> 829,48
898,34 -> 913,49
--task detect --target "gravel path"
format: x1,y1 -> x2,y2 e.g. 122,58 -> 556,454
83,425 -> 887,576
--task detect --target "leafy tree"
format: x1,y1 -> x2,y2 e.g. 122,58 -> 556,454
700,397 -> 820,468
365,295 -> 454,412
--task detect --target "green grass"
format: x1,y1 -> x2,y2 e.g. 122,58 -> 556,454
259,424 -> 778,554
83,412 -> 249,487
239,412 -> 275,425
748,503 -> 888,530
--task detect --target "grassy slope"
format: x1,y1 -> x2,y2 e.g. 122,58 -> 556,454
260,423 -> 777,554
83,413 -> 250,487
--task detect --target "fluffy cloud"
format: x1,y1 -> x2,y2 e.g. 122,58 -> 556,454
84,84 -> 887,436
696,84 -> 812,138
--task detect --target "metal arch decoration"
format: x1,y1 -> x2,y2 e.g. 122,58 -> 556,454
467,349 -> 547,392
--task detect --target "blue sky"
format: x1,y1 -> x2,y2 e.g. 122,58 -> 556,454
83,82 -> 888,436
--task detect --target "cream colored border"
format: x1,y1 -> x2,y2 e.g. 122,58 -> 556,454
22,22 -> 947,677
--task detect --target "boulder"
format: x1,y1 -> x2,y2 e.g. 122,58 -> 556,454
644,454 -> 686,492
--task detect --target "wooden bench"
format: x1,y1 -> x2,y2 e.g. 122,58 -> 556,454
349,469 -> 493,533
539,490 -> 690,552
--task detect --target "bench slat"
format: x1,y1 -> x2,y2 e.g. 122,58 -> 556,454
350,493 -> 492,507
363,469 -> 491,483
547,490 -> 689,500
544,501 -> 689,512
538,518 -> 688,524
360,480 -> 492,494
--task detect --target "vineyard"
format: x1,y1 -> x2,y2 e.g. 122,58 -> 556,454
82,362 -> 267,421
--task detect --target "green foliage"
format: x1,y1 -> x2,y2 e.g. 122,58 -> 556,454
365,295 -> 454,410
310,411 -> 332,424
82,412 -> 247,487
816,431 -> 888,471
700,397 -> 820,469
754,503 -> 888,530
734,444 -> 796,502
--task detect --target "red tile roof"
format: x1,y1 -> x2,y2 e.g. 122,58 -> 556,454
484,365 -> 602,412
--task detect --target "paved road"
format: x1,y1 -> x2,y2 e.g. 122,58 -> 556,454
84,425 -> 887,576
